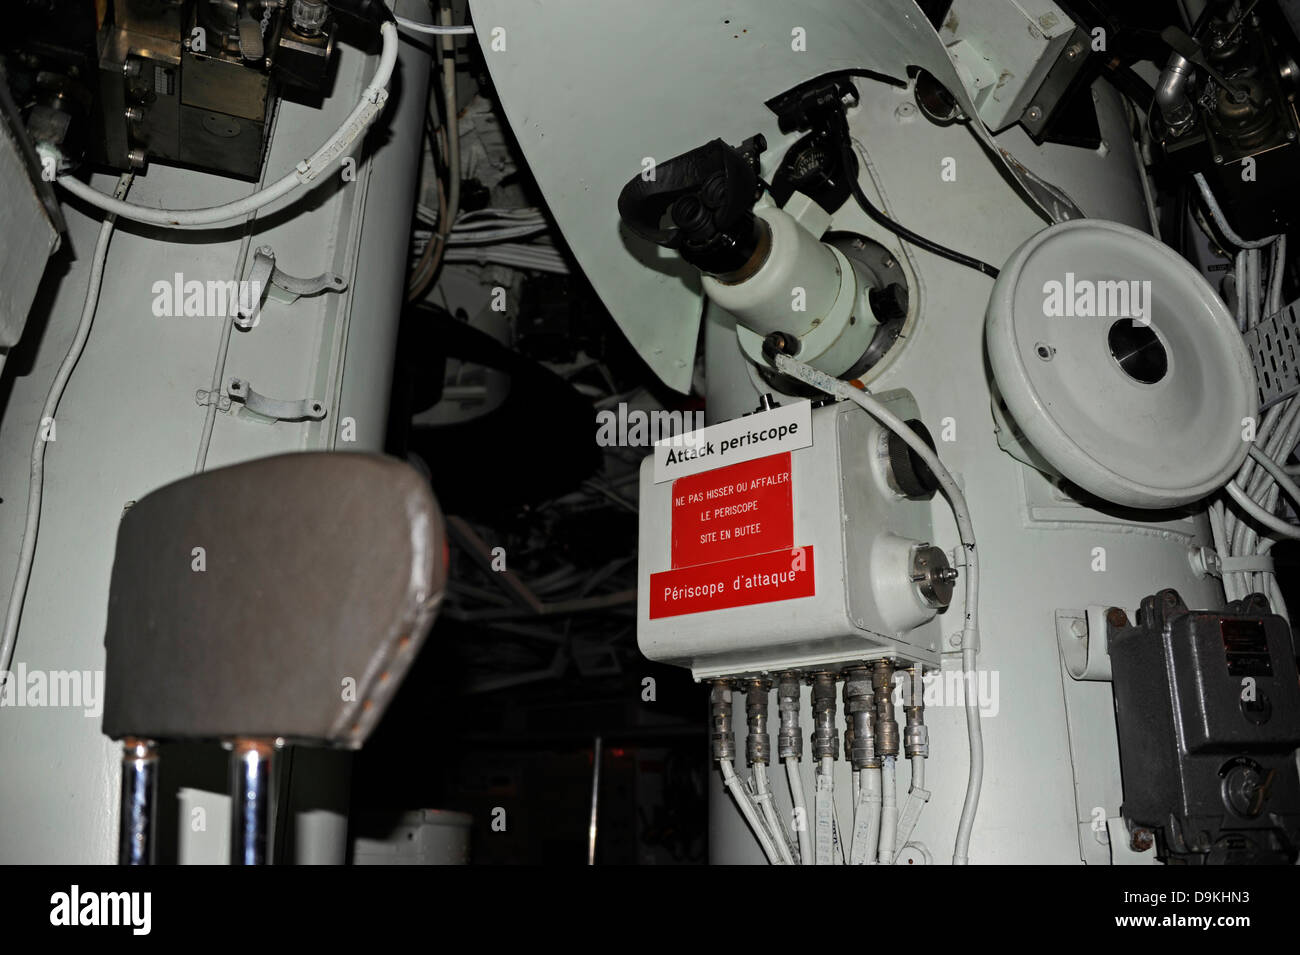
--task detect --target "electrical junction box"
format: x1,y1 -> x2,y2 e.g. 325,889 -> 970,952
637,393 -> 946,680
938,0 -> 1077,133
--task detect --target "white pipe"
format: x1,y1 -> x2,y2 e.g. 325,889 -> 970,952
773,353 -> 983,865
785,758 -> 813,865
754,763 -> 794,865
718,759 -> 784,865
55,23 -> 400,228
0,174 -> 133,682
878,756 -> 898,865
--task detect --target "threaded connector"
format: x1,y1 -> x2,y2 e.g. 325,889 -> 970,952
843,666 -> 877,769
810,671 -> 839,760
872,660 -> 899,758
776,671 -> 802,760
842,674 -> 855,763
710,680 -> 735,761
902,665 -> 929,759
745,678 -> 772,766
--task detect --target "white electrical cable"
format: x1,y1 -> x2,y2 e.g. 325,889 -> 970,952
1209,501 -> 1241,601
719,759 -> 784,865
1245,445 -> 1300,523
1268,234 -> 1287,315
772,353 -> 983,865
1234,250 -> 1248,332
1247,247 -> 1261,329
878,756 -> 898,865
0,174 -> 133,685
1233,402 -> 1300,565
395,13 -> 474,34
1228,399 -> 1300,565
54,22 -> 400,228
849,765 -> 881,865
814,756 -> 836,865
785,758 -> 813,865
443,247 -> 569,273
754,763 -> 795,865
1193,172 -> 1279,249
829,765 -> 848,865
1225,479 -> 1300,540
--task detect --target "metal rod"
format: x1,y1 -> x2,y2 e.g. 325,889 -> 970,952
587,735 -> 602,865
229,739 -> 276,865
118,738 -> 158,865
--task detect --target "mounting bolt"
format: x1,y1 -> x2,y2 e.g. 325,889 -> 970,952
1131,828 -> 1154,852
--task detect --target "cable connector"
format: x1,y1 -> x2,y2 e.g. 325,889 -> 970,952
776,671 -> 802,761
809,671 -> 838,761
710,680 -> 735,762
744,678 -> 772,766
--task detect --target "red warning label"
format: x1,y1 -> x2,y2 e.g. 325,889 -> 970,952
649,546 -> 815,618
650,451 -> 812,619
671,453 -> 793,569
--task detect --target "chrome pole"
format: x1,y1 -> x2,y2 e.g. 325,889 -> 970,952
118,738 -> 158,865
229,739 -> 276,865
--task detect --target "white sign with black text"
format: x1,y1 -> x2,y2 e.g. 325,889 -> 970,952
652,400 -> 813,483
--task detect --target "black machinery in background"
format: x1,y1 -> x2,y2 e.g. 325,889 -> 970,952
5,0 -> 341,181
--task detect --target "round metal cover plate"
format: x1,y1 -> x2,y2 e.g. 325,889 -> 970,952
985,219 -> 1256,508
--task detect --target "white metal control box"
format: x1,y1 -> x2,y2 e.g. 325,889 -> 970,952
637,393 -> 945,679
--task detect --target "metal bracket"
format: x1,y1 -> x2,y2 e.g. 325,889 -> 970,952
1188,545 -> 1275,578
195,388 -> 232,412
1055,606 -> 1112,682
227,378 -> 327,422
1244,297 -> 1300,410
234,246 -> 348,329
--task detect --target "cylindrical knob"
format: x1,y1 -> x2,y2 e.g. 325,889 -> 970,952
884,419 -> 939,500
